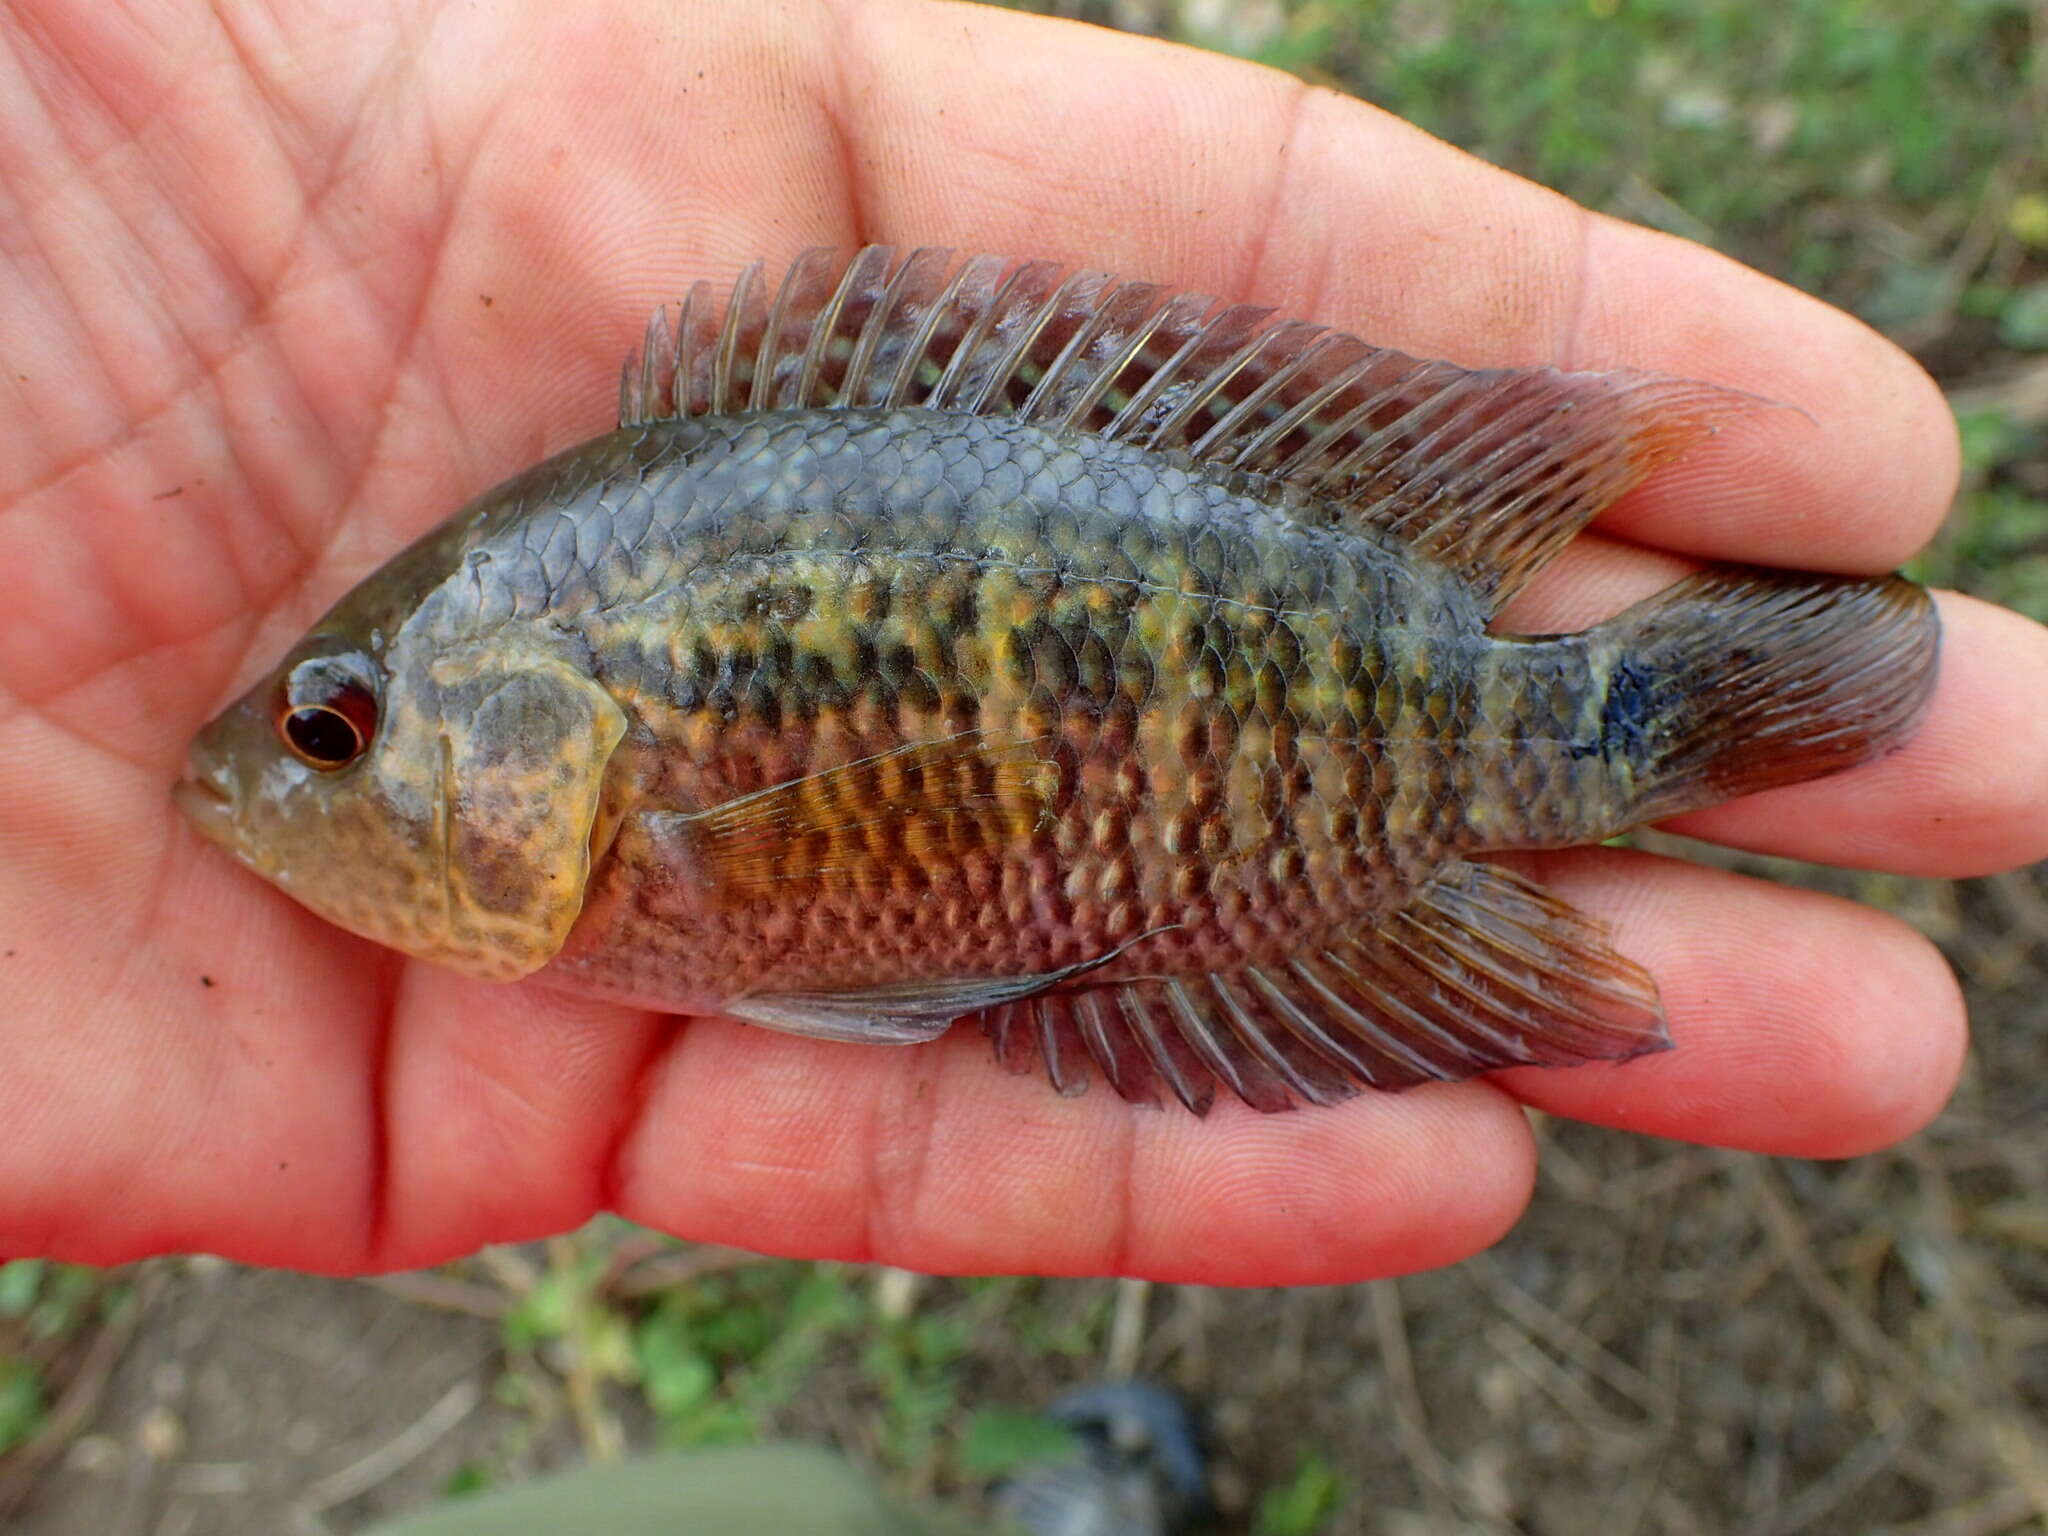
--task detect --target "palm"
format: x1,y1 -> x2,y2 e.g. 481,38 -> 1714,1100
3,0 -> 2041,1280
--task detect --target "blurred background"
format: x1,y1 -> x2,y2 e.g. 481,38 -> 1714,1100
4,2 -> 2044,1532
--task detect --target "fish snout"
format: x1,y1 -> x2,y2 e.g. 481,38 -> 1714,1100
174,717 -> 251,855
173,774 -> 238,847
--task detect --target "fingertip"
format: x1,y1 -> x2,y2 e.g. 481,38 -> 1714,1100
1789,921 -> 1966,1156
1124,1083 -> 1539,1285
1502,850 -> 1967,1158
1577,215 -> 1961,571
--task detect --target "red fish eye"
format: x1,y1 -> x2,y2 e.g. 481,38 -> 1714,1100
277,674 -> 378,769
282,705 -> 365,767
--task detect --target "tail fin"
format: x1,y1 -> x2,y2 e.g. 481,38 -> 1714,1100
1600,568 -> 1939,825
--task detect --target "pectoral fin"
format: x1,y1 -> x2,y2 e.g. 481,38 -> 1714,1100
981,861 -> 1668,1114
667,731 -> 1057,901
726,974 -> 1085,1046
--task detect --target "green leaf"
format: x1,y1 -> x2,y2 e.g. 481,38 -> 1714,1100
1255,1450 -> 1349,1536
0,1261 -> 44,1318
0,1357 -> 46,1455
1996,284 -> 2048,351
1954,407 -> 2022,481
2011,191 -> 2048,249
635,1311 -> 717,1421
581,1305 -> 639,1384
957,1409 -> 1081,1477
439,1462 -> 491,1499
501,1268 -> 583,1349
29,1266 -> 97,1342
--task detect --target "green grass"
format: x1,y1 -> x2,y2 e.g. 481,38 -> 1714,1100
1076,0 -> 2041,299
1910,403 -> 2048,621
469,1228 -> 1125,1499
0,1258 -> 120,1459
635,1263 -> 866,1445
1254,1448 -> 1351,1535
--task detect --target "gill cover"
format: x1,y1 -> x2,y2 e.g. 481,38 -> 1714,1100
428,638 -> 627,979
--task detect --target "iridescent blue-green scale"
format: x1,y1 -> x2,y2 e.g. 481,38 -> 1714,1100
415,408 -> 1612,1003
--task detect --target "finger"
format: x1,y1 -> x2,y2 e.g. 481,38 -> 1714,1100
372,968 -> 669,1268
1492,848 -> 1966,1157
609,1020 -> 1536,1286
1505,546 -> 2048,878
0,797 -> 391,1270
814,0 -> 1957,572
418,1 -> 864,495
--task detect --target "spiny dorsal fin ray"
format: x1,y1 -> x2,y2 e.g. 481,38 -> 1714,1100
619,246 -> 1763,612
978,860 -> 1669,1115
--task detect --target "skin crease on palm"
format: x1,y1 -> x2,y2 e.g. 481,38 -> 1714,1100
2,0 -> 2045,1285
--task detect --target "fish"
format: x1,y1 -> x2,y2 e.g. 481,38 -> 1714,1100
176,245 -> 1940,1114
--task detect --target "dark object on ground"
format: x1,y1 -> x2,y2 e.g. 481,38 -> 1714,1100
994,1380 -> 1213,1536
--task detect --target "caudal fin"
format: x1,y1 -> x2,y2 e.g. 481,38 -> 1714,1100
1602,568 -> 1939,825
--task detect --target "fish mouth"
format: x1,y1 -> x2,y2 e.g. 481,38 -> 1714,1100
174,774 -> 235,839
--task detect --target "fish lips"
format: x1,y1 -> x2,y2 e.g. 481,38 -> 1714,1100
174,750 -> 256,869
174,703 -> 276,876
173,772 -> 235,836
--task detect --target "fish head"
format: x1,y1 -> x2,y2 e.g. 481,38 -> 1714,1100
178,547 -> 628,981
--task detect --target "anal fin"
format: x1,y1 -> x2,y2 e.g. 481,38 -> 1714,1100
979,861 -> 1668,1114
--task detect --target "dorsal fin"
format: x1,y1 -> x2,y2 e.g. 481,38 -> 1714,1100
619,246 -> 1765,610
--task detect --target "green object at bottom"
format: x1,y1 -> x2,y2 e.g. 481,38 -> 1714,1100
363,1446 -> 993,1536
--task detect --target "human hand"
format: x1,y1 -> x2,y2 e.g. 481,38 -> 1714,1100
3,0 -> 2041,1282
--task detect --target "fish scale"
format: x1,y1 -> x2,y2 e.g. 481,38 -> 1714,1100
532,412 -> 1484,1003
179,245 -> 1939,1113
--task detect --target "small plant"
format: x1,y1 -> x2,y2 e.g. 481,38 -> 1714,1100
957,1408 -> 1083,1477
0,1354 -> 45,1458
1254,1448 -> 1350,1536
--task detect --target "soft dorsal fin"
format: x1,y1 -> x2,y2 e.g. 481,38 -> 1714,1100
619,246 -> 1765,611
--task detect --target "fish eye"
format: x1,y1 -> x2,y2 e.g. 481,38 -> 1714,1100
276,656 -> 380,770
